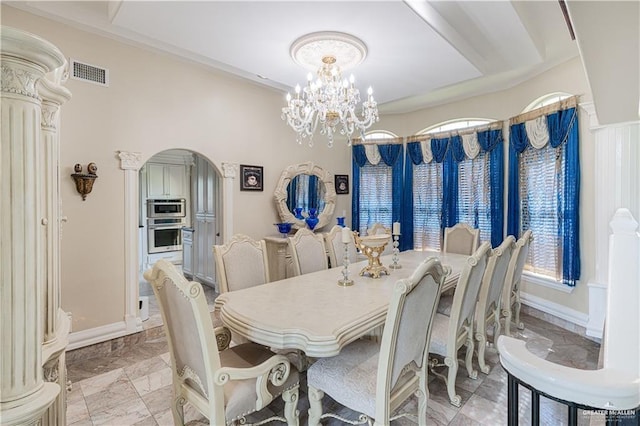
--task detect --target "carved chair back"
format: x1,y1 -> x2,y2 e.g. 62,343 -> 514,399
443,223 -> 480,255
213,234 -> 270,293
288,228 -> 328,276
325,225 -> 357,268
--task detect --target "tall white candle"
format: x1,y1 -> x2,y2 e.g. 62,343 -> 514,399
342,210 -> 346,217
393,222 -> 401,235
342,226 -> 352,244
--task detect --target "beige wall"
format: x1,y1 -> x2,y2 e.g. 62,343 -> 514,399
376,57 -> 595,316
3,6 -> 597,333
3,6 -> 352,332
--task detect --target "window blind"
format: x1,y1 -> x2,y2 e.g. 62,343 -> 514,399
519,143 -> 564,280
358,163 -> 393,235
413,162 -> 443,250
458,152 -> 491,245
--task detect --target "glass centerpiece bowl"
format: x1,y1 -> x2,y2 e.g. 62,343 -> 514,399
274,222 -> 293,238
353,233 -> 391,278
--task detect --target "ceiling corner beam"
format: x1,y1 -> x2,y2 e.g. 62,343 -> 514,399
403,0 -> 490,75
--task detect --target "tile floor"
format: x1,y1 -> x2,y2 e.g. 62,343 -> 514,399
66,285 -> 603,426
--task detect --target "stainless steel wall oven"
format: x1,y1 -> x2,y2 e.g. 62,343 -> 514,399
147,217 -> 186,253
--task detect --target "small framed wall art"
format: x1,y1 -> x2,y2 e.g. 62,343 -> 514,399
335,174 -> 349,194
240,165 -> 263,191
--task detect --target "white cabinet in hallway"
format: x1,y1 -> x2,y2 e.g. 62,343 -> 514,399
182,227 -> 194,277
146,162 -> 188,198
190,156 -> 220,291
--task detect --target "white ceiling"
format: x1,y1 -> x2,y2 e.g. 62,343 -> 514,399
8,1 -> 579,114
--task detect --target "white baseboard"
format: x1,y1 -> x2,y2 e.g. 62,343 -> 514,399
520,291 -> 589,329
67,321 -> 136,351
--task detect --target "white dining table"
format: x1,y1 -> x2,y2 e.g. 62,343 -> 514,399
214,250 -> 469,358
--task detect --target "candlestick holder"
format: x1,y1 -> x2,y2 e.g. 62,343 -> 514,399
338,241 -> 354,286
389,234 -> 402,269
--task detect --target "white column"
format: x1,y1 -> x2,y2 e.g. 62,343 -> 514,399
604,209 -> 640,377
222,162 -> 238,243
39,66 -> 72,426
582,102 -> 640,338
118,151 -> 143,332
1,26 -> 65,425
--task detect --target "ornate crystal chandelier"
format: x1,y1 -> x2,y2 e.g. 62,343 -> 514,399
281,32 -> 379,147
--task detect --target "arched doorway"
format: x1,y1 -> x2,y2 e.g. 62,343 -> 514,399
138,149 -> 222,322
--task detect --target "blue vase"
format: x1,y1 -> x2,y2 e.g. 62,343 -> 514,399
336,217 -> 345,227
309,208 -> 318,217
294,207 -> 304,220
305,216 -> 319,230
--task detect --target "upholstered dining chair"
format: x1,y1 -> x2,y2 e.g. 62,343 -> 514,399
325,225 -> 357,268
443,223 -> 480,256
288,228 -> 328,276
213,234 -> 270,294
144,260 -> 300,426
501,230 -> 533,336
307,257 -> 448,426
428,242 -> 491,407
367,222 -> 393,256
474,236 -> 515,374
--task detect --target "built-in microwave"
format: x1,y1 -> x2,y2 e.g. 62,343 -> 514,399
147,198 -> 186,218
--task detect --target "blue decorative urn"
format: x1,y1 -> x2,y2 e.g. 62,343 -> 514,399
305,208 -> 319,230
294,207 -> 304,219
336,217 -> 346,227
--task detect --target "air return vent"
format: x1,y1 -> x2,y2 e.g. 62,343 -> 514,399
70,59 -> 109,87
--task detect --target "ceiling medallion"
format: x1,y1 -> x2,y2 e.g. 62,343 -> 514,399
281,31 -> 379,147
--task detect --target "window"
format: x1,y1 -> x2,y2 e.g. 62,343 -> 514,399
409,119 -> 498,250
507,93 -> 580,286
519,144 -> 563,279
421,119 -> 493,134
352,132 -> 403,237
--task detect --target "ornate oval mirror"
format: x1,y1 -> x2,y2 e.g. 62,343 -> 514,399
274,161 -> 336,230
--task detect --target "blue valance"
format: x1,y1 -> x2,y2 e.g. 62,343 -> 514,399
406,141 -> 423,165
449,136 -> 466,162
352,144 -> 368,167
431,138 -> 449,163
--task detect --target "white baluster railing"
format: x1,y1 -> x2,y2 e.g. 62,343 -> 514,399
498,208 -> 640,425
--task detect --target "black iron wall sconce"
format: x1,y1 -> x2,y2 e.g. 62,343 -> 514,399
71,163 -> 98,201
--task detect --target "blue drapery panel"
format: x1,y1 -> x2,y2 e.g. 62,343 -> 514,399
550,107 -> 580,285
351,144 -> 367,232
507,124 -> 528,237
402,142 -> 424,250
478,129 -> 505,247
378,144 -> 404,237
444,136 -> 465,228
351,144 -> 403,237
287,177 -> 298,210
506,107 -> 580,285
308,175 -> 318,210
